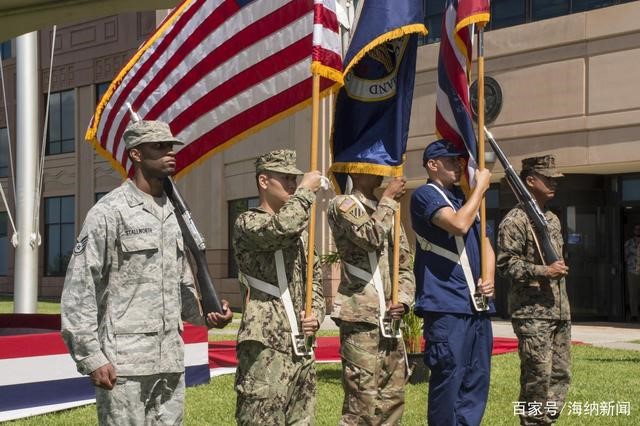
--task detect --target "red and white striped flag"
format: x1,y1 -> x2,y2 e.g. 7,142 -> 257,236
86,0 -> 342,178
435,0 -> 490,189
311,0 -> 343,84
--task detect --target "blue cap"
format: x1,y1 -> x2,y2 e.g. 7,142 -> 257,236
422,139 -> 463,164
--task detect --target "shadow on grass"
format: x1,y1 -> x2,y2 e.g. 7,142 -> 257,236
317,367 -> 342,384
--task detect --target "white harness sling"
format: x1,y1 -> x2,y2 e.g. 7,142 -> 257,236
239,249 -> 312,356
414,184 -> 489,312
340,196 -> 401,338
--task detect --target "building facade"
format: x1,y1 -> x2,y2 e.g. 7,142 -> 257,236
1,1 -> 639,320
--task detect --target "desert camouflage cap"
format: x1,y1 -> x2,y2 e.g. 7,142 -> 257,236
521,155 -> 563,178
123,120 -> 183,149
255,149 -> 303,175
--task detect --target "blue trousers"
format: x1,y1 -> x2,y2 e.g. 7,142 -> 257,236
423,313 -> 493,426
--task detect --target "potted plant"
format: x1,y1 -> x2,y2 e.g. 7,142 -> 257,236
402,303 -> 428,384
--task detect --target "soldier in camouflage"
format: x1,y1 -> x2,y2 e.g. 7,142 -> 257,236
61,120 -> 233,425
232,149 -> 326,425
497,155 -> 570,426
328,173 -> 415,425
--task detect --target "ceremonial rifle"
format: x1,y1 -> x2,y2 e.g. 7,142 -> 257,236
484,128 -> 560,264
126,103 -> 223,315
163,177 -> 224,314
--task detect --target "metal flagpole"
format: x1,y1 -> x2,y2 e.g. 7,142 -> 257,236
13,32 -> 40,313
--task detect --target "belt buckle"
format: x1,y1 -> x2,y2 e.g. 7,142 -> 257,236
291,333 -> 314,356
379,316 -> 402,338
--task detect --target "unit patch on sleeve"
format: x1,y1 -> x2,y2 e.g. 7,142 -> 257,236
340,197 -> 368,226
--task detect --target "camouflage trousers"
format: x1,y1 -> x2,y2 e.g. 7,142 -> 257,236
235,341 -> 316,425
338,322 -> 406,426
95,372 -> 184,426
512,319 -> 571,425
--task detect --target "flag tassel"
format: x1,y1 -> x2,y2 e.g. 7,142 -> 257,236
342,24 -> 427,77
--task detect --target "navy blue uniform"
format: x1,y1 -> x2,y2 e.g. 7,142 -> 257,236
411,181 -> 493,426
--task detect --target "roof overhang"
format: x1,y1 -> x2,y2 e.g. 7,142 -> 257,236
0,0 -> 180,41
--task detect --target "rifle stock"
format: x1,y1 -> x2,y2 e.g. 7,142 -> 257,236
164,177 -> 224,314
484,129 -> 560,265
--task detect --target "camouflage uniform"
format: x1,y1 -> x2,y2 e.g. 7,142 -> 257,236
61,121 -> 203,425
233,150 -> 325,426
328,189 -> 415,426
497,155 -> 570,426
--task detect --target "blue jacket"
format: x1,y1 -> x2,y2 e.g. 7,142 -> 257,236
410,181 -> 494,316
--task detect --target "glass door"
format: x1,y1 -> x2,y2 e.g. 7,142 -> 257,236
563,205 -> 613,320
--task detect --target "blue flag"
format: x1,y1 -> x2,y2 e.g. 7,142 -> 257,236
329,0 -> 427,193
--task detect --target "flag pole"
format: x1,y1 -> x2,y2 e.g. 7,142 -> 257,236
392,205 -> 401,306
382,160 -> 404,338
304,73 -> 321,326
477,24 -> 488,291
391,162 -> 404,308
391,169 -> 402,319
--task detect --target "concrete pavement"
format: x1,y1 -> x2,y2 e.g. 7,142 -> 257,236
491,320 -> 640,351
319,316 -> 640,351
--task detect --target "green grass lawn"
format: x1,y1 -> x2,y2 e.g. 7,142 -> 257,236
0,296 -> 60,314
5,344 -> 640,425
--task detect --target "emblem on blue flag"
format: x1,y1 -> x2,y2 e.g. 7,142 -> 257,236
329,0 -> 427,193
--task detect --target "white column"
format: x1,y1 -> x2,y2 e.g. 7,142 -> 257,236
13,32 -> 40,313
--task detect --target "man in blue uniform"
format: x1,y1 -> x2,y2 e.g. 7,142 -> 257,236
410,139 -> 495,426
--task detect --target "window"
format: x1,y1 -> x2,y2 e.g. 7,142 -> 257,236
0,40 -> 11,60
228,197 -> 259,277
45,196 -> 75,276
0,128 -> 8,178
423,0 -> 446,44
532,0 -> 570,21
490,0 -> 527,30
572,0 -> 615,12
46,90 -> 75,155
0,211 -> 7,276
137,11 -> 157,40
622,177 -> 640,202
420,0 -> 631,45
95,192 -> 108,203
96,82 -> 110,106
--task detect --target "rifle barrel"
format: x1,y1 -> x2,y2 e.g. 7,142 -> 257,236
484,128 -> 561,264
164,178 -> 223,314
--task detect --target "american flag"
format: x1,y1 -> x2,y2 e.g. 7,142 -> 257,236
435,0 -> 490,188
86,0 -> 342,178
311,0 -> 342,84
